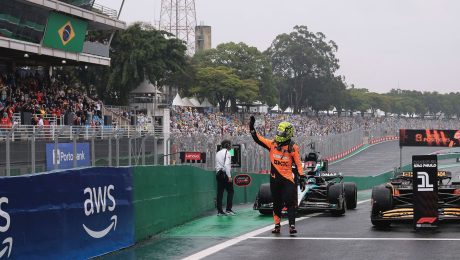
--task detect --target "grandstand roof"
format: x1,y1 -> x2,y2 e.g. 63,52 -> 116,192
0,37 -> 110,66
20,0 -> 126,30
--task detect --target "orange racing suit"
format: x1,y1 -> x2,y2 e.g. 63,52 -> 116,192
251,132 -> 304,226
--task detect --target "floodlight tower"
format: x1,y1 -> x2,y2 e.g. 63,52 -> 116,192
159,0 -> 197,55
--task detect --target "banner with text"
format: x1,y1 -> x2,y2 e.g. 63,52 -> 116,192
413,155 -> 438,229
46,142 -> 90,170
400,129 -> 460,147
0,167 -> 134,259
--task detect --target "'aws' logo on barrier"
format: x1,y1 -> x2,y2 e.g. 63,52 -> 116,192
0,198 -> 12,258
83,185 -> 117,239
58,21 -> 75,46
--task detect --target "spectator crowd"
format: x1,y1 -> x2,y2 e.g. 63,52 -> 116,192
170,106 -> 460,138
2,69 -> 460,139
0,70 -> 104,128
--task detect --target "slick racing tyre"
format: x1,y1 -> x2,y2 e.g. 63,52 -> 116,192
328,183 -> 346,216
371,185 -> 393,227
257,184 -> 273,215
258,183 -> 272,203
344,182 -> 358,209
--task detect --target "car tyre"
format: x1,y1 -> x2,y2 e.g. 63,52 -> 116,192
328,183 -> 346,216
371,185 -> 393,227
344,182 -> 358,209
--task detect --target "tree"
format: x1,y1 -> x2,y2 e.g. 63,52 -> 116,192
191,66 -> 258,112
267,25 -> 340,113
193,42 -> 276,110
345,88 -> 370,117
107,22 -> 187,104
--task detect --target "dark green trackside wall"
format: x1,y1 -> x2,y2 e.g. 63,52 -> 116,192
133,165 -> 270,242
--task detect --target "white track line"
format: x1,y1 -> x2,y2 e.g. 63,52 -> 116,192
357,199 -> 371,204
250,237 -> 460,241
182,199 -> 371,260
182,213 -> 321,260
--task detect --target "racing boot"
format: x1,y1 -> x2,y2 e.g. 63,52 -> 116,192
289,225 -> 297,234
271,224 -> 281,234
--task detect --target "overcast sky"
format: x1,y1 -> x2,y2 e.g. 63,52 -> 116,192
97,0 -> 460,94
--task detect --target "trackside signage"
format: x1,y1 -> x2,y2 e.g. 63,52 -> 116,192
234,174 -> 252,187
180,152 -> 207,163
413,155 -> 438,229
46,143 -> 90,170
0,167 -> 134,259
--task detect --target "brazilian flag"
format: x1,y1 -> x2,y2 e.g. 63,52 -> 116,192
42,12 -> 87,53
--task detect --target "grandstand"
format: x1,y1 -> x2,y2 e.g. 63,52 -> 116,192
0,0 -> 124,66
0,0 -> 128,127
0,0 -> 166,176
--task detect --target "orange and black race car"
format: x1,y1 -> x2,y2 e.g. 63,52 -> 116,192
371,170 -> 460,227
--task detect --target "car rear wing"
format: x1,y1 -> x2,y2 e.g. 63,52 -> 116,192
318,172 -> 343,181
397,171 -> 452,178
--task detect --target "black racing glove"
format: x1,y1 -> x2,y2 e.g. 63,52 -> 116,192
299,176 -> 306,192
249,116 -> 256,132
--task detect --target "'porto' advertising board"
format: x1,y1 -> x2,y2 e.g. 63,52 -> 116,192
400,129 -> 460,147
413,155 -> 438,229
46,142 -> 91,170
0,167 -> 134,259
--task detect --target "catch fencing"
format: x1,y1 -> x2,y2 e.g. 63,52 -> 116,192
168,124 -> 396,173
0,121 -> 400,176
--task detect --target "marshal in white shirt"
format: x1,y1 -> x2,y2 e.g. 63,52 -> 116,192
215,148 -> 232,178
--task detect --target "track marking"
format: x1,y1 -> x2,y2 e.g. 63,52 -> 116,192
182,199 -> 371,260
250,237 -> 460,241
182,213 -> 321,260
357,199 -> 371,204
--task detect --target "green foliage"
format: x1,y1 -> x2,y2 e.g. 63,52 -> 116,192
107,22 -> 187,104
191,66 -> 258,112
192,42 -> 275,108
267,25 -> 341,113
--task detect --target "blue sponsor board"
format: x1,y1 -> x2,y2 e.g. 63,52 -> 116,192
0,167 -> 134,259
46,142 -> 91,171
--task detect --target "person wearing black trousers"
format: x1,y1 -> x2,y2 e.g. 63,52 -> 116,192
215,139 -> 235,216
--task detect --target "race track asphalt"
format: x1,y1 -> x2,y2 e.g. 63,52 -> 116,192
103,140 -> 460,260
203,200 -> 460,260
329,141 -> 454,176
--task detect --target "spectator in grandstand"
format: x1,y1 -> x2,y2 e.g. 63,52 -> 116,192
0,112 -> 12,128
37,115 -> 44,127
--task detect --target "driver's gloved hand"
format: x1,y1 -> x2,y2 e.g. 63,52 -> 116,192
249,116 -> 256,132
299,176 -> 307,192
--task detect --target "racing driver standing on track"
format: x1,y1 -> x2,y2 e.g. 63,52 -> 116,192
249,116 -> 306,234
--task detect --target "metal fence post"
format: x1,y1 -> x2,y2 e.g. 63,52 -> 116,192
5,126 -> 15,176
116,130 -> 120,167
31,127 -> 36,174
91,137 -> 96,167
128,136 -> 132,166
108,136 -> 112,167
141,136 -> 146,165
153,135 -> 157,165
73,134 -> 77,169
73,128 -> 83,169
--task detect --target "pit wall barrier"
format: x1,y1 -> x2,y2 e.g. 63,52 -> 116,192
133,165 -> 269,242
